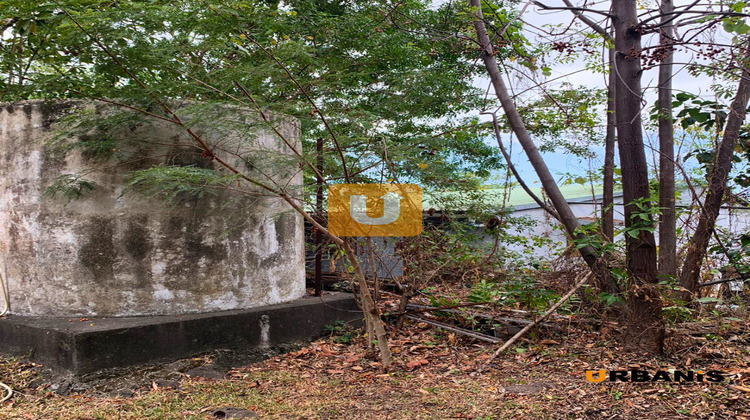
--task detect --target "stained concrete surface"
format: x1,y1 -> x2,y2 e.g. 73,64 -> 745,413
0,100 -> 305,316
0,293 -> 361,376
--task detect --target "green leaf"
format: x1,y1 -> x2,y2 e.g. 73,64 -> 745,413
675,92 -> 693,102
696,297 -> 722,304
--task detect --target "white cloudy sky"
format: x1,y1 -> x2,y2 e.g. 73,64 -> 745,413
472,0 -> 744,183
514,0 -> 734,100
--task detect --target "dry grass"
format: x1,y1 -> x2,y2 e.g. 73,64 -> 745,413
1,314 -> 749,419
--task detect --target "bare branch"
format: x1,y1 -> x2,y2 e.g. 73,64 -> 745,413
561,0 -> 610,38
532,1 -> 613,18
482,111 -> 560,220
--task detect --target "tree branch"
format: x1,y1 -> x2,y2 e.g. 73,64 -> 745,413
482,111 -> 560,220
561,0 -> 610,39
532,1 -> 613,18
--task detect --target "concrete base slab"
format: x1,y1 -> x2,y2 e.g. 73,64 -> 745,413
0,293 -> 361,375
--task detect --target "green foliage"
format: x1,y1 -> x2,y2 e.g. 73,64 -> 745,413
466,273 -> 560,313
598,292 -> 623,307
723,15 -> 750,35
707,229 -> 750,280
697,297 -> 723,304
513,85 -> 605,157
42,174 -> 97,201
662,305 -> 694,324
47,106 -> 145,162
572,218 -> 616,255
467,279 -> 502,303
660,92 -> 750,190
323,321 -> 354,344
126,166 -> 240,203
497,273 -> 560,312
622,197 -> 659,239
1,0 -> 505,191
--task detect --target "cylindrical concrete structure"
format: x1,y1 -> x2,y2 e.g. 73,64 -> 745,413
0,100 -> 305,317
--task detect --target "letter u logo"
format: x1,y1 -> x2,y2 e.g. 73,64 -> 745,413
586,370 -> 606,383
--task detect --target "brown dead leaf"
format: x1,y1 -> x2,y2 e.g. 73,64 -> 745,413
406,359 -> 430,370
318,345 -> 337,357
291,348 -> 310,358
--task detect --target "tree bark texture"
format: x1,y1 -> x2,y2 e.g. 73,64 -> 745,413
613,0 -> 664,354
658,0 -> 677,279
679,42 -> 750,299
603,47 -> 616,242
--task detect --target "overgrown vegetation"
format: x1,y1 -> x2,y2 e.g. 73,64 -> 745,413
2,1 -> 750,408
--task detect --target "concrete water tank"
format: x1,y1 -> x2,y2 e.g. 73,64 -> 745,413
0,100 -> 305,317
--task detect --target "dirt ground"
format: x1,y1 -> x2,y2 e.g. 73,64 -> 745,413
1,305 -> 748,420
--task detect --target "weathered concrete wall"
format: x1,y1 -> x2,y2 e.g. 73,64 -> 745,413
0,100 -> 305,317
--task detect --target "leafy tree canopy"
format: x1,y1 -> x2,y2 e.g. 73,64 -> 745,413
0,0 -> 514,191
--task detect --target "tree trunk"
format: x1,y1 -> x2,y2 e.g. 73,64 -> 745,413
558,0 -> 619,293
679,44 -> 750,299
658,0 -> 677,279
613,0 -> 664,354
603,47 -> 616,242
470,0 -> 589,256
470,0 -> 618,294
342,240 -> 393,368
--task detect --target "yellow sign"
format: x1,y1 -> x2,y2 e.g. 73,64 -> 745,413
328,184 -> 422,237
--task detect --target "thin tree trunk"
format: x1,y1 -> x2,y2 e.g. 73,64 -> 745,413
554,0 -> 619,294
603,47 -> 616,242
562,0 -> 615,242
366,237 -> 380,301
314,138 -> 324,296
658,0 -> 677,279
679,43 -> 750,299
342,240 -> 393,367
470,0 -> 619,294
470,0 -> 591,259
613,0 -> 664,354
487,113 -> 559,220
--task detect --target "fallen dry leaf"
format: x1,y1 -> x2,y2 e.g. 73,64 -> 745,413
729,385 -> 750,393
406,359 -> 430,370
